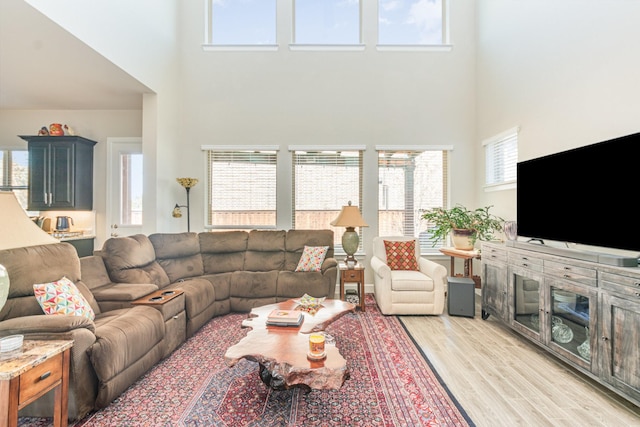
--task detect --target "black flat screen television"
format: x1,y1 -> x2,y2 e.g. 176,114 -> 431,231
517,131 -> 640,253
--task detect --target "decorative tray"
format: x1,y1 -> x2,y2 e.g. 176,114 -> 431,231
0,335 -> 24,353
294,294 -> 325,315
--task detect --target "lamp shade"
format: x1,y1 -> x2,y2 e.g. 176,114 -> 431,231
330,203 -> 368,228
0,191 -> 57,250
331,202 -> 368,263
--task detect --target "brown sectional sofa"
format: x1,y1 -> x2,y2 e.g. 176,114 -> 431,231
0,229 -> 336,421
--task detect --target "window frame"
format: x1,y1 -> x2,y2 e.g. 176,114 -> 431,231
376,0 -> 452,52
203,0 -> 279,51
289,0 -> 365,51
202,145 -> 280,230
483,127 -> 519,192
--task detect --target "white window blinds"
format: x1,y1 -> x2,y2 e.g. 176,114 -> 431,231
204,147 -> 278,229
484,127 -> 518,190
291,148 -> 364,249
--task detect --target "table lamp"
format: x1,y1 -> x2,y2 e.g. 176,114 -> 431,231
330,201 -> 368,263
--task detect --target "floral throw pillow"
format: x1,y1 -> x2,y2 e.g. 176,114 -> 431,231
295,246 -> 330,272
383,240 -> 419,271
33,277 -> 95,320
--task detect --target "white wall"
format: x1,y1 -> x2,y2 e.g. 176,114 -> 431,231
476,0 -> 640,226
178,0 -> 478,268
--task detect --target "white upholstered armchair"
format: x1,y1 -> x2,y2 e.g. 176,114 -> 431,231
371,236 -> 447,315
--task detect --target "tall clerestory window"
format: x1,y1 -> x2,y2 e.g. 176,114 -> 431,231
378,0 -> 447,46
293,0 -> 362,45
206,0 -> 277,47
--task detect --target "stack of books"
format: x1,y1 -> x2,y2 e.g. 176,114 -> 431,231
266,309 -> 304,326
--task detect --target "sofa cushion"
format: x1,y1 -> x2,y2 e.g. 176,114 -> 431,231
244,230 -> 285,271
277,270 -> 331,299
33,277 -> 95,320
163,278 -> 215,321
295,246 -> 329,272
231,271 -> 279,298
384,240 -> 419,271
200,231 -> 248,274
90,306 -> 164,384
149,232 -> 204,282
200,272 -> 232,301
100,235 -> 171,287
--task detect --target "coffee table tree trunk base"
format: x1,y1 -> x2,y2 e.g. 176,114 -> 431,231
225,299 -> 355,390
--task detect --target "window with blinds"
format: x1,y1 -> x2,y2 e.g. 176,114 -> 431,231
484,127 -> 518,191
291,148 -> 364,250
377,149 -> 448,253
204,148 -> 278,229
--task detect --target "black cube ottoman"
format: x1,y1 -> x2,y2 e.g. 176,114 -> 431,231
447,276 -> 475,318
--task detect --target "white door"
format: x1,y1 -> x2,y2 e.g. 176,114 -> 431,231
107,138 -> 143,238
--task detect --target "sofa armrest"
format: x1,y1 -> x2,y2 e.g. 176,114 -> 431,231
91,283 -> 159,302
418,257 -> 448,293
91,282 -> 159,312
0,314 -> 96,335
370,255 -> 390,280
321,257 -> 338,273
321,257 -> 338,297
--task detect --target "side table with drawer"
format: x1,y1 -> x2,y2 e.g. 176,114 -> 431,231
0,339 -> 73,427
339,262 -> 365,311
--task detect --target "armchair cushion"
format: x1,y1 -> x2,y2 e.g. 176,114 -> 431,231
383,240 -> 419,271
390,270 -> 434,291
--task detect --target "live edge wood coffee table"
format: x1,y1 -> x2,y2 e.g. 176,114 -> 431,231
224,299 -> 355,391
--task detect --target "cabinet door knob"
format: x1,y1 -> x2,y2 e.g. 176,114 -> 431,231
601,336 -> 609,341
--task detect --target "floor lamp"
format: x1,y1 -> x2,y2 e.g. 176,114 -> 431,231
172,178 -> 198,232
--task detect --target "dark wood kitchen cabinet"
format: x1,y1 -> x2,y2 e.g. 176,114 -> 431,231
20,135 -> 97,211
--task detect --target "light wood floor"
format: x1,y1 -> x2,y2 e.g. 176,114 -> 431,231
400,293 -> 640,427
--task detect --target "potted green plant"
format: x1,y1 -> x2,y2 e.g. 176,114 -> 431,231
420,205 -> 504,250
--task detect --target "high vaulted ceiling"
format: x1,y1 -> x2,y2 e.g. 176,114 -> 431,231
0,0 -> 150,110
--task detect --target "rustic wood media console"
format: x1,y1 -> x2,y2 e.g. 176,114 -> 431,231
481,241 -> 640,407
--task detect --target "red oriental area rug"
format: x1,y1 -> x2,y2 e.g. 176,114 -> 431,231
21,295 -> 474,427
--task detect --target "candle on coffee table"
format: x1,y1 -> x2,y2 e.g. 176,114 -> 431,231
308,333 -> 326,359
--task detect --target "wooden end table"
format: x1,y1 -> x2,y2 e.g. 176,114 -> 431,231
439,247 -> 482,288
339,262 -> 365,311
0,339 -> 73,427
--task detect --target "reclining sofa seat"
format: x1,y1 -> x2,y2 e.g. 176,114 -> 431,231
99,233 -> 216,338
198,229 -> 338,312
0,242 -> 165,420
100,229 -> 338,315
